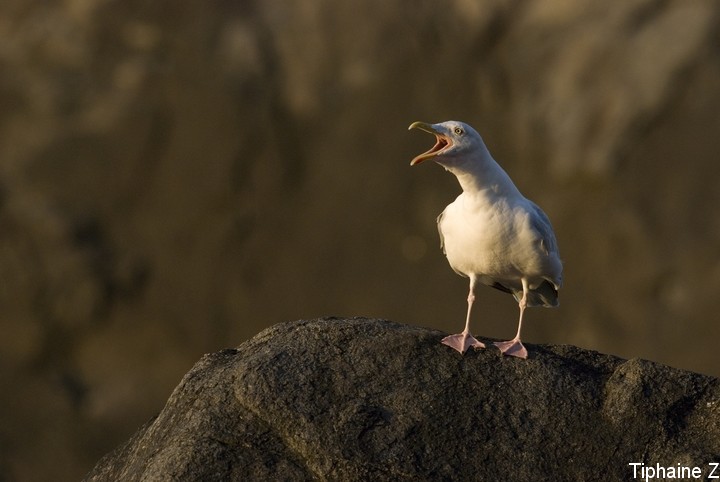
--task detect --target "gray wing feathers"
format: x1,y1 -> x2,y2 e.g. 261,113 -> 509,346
528,201 -> 562,289
529,202 -> 558,257
436,210 -> 446,254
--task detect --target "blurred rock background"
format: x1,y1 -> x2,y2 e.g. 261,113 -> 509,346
0,0 -> 718,480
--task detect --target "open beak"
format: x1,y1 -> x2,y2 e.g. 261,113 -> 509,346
408,121 -> 452,165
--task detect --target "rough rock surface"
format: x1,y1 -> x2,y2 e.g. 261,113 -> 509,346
85,318 -> 720,481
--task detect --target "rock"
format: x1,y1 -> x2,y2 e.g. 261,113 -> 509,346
84,318 -> 720,481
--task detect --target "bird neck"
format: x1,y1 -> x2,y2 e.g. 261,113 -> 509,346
446,155 -> 521,199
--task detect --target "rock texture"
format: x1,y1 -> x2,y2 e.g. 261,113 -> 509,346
85,318 -> 720,481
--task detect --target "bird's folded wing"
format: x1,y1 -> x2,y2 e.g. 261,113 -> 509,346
528,201 -> 562,288
436,210 -> 446,254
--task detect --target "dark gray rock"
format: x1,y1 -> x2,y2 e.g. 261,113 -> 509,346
85,318 -> 720,481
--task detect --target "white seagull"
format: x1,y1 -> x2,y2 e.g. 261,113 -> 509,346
409,120 -> 562,358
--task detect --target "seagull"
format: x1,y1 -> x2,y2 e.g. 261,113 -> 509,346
409,120 -> 562,358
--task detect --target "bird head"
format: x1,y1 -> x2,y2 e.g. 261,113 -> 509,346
408,120 -> 484,166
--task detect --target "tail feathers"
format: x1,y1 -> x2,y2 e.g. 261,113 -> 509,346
512,279 -> 559,308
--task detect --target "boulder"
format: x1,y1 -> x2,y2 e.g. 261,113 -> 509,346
85,318 -> 720,481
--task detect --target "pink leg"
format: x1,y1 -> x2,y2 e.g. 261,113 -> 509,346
441,276 -> 486,354
494,278 -> 529,358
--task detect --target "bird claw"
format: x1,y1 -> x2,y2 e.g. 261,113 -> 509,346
494,339 -> 528,359
441,333 -> 486,354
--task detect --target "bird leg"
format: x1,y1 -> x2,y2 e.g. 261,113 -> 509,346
441,277 -> 486,354
494,278 -> 529,358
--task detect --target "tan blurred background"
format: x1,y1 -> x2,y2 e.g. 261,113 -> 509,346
1,0 -> 719,480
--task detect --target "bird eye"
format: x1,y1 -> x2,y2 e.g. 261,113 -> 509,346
454,127 -> 464,136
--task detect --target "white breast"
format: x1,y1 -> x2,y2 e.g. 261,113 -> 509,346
438,192 -> 558,289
